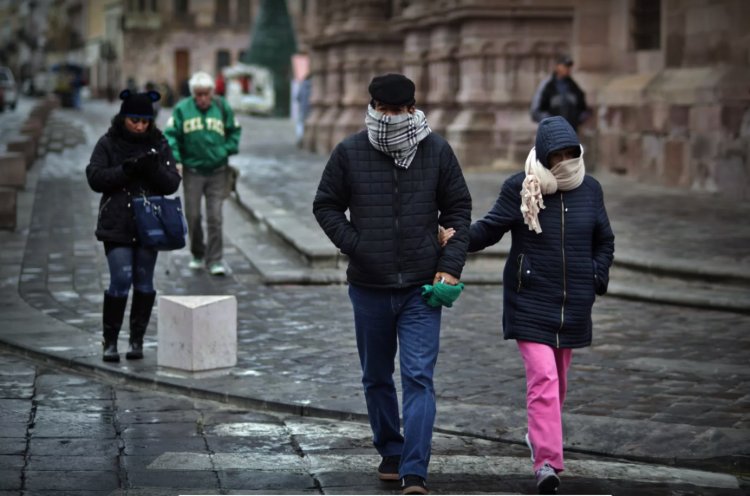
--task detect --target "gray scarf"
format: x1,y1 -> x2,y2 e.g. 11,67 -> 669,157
365,105 -> 431,169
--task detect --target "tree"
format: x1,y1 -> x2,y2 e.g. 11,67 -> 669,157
241,0 -> 297,117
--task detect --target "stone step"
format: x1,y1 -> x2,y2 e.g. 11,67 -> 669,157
229,181 -> 750,313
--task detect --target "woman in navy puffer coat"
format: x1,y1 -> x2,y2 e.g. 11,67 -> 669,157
443,116 -> 614,494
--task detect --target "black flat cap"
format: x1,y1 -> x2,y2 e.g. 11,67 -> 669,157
556,55 -> 574,66
368,73 -> 416,107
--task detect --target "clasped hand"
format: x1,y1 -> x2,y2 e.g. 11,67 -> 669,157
122,148 -> 159,177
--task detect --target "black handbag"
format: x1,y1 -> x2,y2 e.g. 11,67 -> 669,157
132,194 -> 187,251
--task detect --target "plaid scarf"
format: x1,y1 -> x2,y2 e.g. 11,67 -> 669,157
365,105 -> 431,169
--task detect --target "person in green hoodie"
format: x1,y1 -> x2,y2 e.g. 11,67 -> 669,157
164,71 -> 242,276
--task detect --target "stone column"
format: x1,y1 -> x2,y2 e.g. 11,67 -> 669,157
402,30 -> 430,109
323,0 -> 347,36
446,19 -> 500,168
305,0 -> 402,153
424,25 -> 460,137
314,46 -> 344,154
330,0 -> 399,147
303,46 -> 327,150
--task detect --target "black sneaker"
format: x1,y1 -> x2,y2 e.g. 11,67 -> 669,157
377,455 -> 400,481
401,475 -> 428,495
535,462 -> 560,494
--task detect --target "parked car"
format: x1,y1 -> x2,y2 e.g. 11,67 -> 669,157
0,66 -> 18,111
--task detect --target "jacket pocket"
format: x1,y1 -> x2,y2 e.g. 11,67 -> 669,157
516,253 -> 533,292
98,197 -> 112,220
593,259 -> 608,295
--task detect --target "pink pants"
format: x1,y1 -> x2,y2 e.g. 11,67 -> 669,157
517,340 -> 573,473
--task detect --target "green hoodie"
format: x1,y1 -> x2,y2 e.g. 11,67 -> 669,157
164,96 -> 242,174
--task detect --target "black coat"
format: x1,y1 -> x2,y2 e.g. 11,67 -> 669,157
313,130 -> 472,288
469,172 -> 614,348
536,75 -> 588,130
86,123 -> 182,245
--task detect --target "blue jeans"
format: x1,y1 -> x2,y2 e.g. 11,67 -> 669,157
348,283 -> 442,480
105,245 -> 158,297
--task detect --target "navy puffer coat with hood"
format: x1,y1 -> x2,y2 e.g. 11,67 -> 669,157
469,117 -> 615,348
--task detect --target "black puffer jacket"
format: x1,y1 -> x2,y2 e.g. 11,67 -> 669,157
86,121 -> 182,245
313,130 -> 472,288
470,172 -> 614,348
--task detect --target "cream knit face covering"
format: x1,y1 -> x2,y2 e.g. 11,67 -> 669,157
520,146 -> 585,233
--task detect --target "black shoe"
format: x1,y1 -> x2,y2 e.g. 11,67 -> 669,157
401,475 -> 428,495
535,462 -> 560,494
125,341 -> 143,360
102,341 -> 120,362
377,455 -> 400,481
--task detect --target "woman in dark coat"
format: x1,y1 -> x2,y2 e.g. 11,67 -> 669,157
86,89 -> 182,362
442,116 -> 614,494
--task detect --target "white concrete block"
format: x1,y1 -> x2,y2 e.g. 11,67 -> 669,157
157,295 -> 237,371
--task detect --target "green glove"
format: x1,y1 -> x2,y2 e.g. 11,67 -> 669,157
421,281 -> 465,308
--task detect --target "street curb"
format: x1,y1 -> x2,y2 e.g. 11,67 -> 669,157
2,336 -> 747,476
232,181 -> 750,285
230,184 -> 750,314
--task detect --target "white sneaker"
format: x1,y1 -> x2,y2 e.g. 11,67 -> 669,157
188,258 -> 204,270
209,262 -> 226,276
535,462 -> 560,494
525,432 -> 535,463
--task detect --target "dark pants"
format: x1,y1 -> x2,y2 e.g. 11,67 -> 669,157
182,166 -> 227,265
348,283 -> 442,480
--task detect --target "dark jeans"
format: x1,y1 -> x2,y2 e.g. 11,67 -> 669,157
348,283 -> 442,480
104,244 -> 158,297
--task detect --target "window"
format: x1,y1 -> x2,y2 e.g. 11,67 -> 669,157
215,0 -> 229,24
631,0 -> 660,50
136,0 -> 157,11
216,49 -> 231,74
237,0 -> 251,25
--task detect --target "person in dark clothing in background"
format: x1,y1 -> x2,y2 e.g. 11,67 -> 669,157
313,74 -> 472,495
441,116 -> 614,494
530,55 -> 590,132
86,90 -> 182,362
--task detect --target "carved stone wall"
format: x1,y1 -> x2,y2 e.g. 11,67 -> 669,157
302,0 -> 750,197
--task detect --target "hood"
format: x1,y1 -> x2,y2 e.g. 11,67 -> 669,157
534,116 -> 580,168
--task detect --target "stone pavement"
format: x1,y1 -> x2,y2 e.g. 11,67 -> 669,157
0,98 -> 748,493
4,348 -> 745,496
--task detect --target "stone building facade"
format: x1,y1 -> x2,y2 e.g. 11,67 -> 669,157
119,0 -> 259,97
300,0 -> 750,198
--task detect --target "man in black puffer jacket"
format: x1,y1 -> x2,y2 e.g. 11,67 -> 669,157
313,74 -> 471,495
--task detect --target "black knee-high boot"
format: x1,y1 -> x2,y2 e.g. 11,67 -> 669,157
103,292 -> 128,362
126,290 -> 156,359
